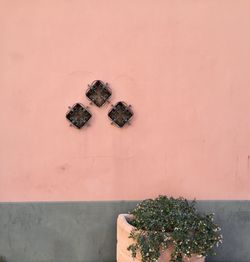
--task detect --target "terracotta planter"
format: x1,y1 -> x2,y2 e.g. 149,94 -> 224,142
117,214 -> 205,262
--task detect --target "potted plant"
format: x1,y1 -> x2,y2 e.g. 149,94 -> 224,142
117,196 -> 222,262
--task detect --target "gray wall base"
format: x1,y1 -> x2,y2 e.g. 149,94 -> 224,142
0,201 -> 249,262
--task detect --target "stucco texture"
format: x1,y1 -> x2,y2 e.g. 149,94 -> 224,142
0,0 -> 250,201
0,201 -> 249,262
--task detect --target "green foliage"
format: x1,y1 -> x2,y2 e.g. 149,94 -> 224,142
127,195 -> 223,262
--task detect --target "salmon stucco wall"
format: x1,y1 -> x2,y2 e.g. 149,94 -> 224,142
0,0 -> 250,201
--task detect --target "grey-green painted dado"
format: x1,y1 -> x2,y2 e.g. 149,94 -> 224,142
0,201 -> 249,262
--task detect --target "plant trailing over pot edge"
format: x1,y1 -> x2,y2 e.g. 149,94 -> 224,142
127,195 -> 223,262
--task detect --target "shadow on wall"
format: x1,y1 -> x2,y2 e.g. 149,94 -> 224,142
0,256 -> 7,262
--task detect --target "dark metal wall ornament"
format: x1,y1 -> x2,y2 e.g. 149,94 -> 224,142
66,103 -> 92,129
66,80 -> 134,129
86,80 -> 112,107
108,101 -> 133,128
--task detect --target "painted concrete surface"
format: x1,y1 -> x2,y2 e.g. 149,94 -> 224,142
0,201 -> 250,262
1,0 -> 250,201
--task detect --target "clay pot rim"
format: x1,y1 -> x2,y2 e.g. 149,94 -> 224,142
118,214 -> 136,233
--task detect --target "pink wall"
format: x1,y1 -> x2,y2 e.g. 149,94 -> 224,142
1,0 -> 250,201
